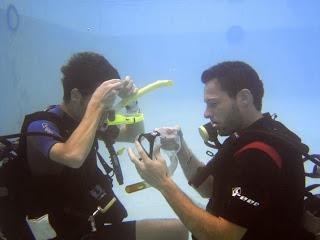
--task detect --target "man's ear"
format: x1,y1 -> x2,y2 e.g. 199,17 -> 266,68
236,89 -> 253,107
70,88 -> 82,102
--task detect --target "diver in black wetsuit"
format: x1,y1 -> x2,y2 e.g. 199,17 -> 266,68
129,61 -> 309,240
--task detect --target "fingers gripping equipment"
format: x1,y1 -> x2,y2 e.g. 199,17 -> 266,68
125,129 -> 180,193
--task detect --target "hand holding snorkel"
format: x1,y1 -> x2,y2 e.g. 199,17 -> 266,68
117,76 -> 138,99
100,76 -> 139,125
98,78 -> 174,185
105,79 -> 173,126
96,77 -> 137,185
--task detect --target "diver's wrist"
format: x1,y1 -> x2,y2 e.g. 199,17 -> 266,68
159,177 -> 175,193
177,137 -> 187,155
177,140 -> 193,164
86,100 -> 105,119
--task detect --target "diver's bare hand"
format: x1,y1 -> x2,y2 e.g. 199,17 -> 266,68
128,141 -> 170,190
155,126 -> 182,151
88,79 -> 123,110
118,75 -> 138,99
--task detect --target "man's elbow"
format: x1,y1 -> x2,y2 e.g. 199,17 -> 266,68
50,143 -> 85,169
53,152 -> 84,169
68,159 -> 83,168
66,154 -> 85,168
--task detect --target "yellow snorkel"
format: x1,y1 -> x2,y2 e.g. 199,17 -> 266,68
113,80 -> 173,112
106,80 -> 173,126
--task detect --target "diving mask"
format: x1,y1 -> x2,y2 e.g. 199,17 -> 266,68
125,128 -> 181,193
105,80 -> 173,126
137,125 -> 182,154
138,130 -> 161,159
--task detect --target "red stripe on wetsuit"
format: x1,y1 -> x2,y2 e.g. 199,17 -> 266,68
234,141 -> 282,169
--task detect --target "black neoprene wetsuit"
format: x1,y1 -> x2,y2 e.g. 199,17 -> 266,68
205,114 -> 306,240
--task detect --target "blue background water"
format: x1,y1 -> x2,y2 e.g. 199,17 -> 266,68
1,0 -> 320,235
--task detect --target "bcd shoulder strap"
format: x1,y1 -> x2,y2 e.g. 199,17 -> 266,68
21,111 -> 66,138
234,140 -> 282,169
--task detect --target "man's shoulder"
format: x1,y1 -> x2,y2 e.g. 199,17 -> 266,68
231,118 -> 306,170
25,106 -> 64,132
237,116 -> 302,152
24,106 -> 66,140
27,119 -> 61,136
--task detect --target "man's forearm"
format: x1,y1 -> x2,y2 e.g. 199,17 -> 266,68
177,138 -> 204,180
177,138 -> 213,197
159,178 -> 224,240
50,104 -> 103,168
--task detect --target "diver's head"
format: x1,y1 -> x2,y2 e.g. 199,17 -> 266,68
202,61 -> 264,136
61,52 -> 120,120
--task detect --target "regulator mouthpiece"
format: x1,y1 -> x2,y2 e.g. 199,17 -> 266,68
198,122 -> 221,149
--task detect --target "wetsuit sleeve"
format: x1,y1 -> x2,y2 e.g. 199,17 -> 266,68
27,120 -> 62,159
219,148 -> 281,228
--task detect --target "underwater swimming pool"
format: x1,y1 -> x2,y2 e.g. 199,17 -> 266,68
1,1 -> 320,239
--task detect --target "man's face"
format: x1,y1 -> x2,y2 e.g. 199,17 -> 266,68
204,79 -> 242,136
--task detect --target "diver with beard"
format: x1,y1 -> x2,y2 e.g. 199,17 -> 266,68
129,61 -> 308,240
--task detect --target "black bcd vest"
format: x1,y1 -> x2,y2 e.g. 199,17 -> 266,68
19,110 -> 127,238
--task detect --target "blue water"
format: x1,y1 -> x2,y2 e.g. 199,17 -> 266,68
1,0 -> 320,237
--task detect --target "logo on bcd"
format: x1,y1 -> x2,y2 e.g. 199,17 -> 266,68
231,187 -> 260,207
232,187 -> 241,197
42,122 -> 54,135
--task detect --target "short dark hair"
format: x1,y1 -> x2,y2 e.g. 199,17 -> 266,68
61,52 -> 120,102
201,61 -> 264,110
